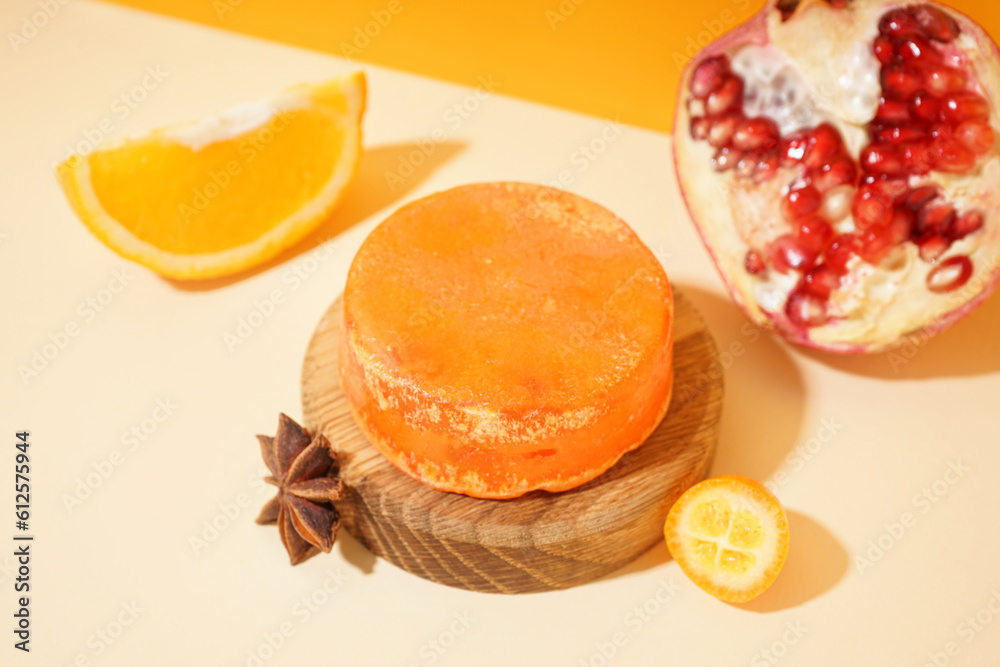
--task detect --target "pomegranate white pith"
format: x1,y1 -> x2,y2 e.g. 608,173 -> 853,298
674,0 -> 1000,353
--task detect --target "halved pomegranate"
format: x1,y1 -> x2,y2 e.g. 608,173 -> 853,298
674,0 -> 1000,353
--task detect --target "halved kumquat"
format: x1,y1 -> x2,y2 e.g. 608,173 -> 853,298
664,475 -> 789,603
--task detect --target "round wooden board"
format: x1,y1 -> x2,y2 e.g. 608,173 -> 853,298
301,290 -> 722,594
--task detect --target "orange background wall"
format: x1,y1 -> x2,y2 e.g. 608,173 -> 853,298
101,0 -> 1000,132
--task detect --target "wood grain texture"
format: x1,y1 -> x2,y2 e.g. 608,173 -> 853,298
301,290 -> 723,594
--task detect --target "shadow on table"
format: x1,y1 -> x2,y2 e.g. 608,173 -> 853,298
598,284 -> 808,583
607,512 -> 846,611
676,284 -> 806,484
796,289 -> 1000,380
337,529 -> 377,575
162,140 -> 466,291
598,510 -> 847,610
602,540 -> 673,581
738,510 -> 847,613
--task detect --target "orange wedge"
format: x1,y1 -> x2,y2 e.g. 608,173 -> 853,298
664,475 -> 789,603
56,72 -> 366,280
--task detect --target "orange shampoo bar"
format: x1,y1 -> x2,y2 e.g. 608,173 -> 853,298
339,182 -> 673,498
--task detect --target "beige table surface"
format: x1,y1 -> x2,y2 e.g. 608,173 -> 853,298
3,1 -> 1000,665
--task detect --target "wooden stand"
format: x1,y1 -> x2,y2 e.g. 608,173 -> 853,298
301,291 -> 722,594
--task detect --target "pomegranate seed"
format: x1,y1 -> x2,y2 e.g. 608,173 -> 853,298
782,184 -> 822,221
948,210 -> 984,240
910,4 -> 960,43
954,119 -> 995,155
898,185 -> 940,211
870,177 -> 910,200
867,121 -> 891,140
916,200 -> 956,237
801,265 -> 841,299
687,97 -> 706,117
873,36 -> 895,65
690,56 -> 729,100
942,93 -> 990,123
929,123 -> 951,139
821,184 -> 855,222
752,152 -> 780,183
781,134 -> 808,165
899,141 -> 935,175
803,123 -> 843,168
861,144 -> 904,175
887,207 -> 915,245
711,146 -> 742,171
927,256 -> 973,293
876,97 -> 912,123
876,125 -> 927,145
879,8 -> 922,38
769,234 -> 819,273
690,117 -> 711,140
744,249 -> 766,275
733,117 -> 780,151
706,76 -> 743,116
858,224 -> 895,264
798,216 -> 834,253
810,156 -> 858,194
785,290 -> 828,327
922,65 -> 967,96
708,114 -> 740,147
736,151 -> 762,179
918,235 -> 951,262
897,36 -> 942,65
910,92 -> 940,122
852,185 -> 894,229
929,124 -> 953,149
825,234 -> 860,275
882,66 -> 923,99
933,137 -> 977,172
872,35 -> 896,65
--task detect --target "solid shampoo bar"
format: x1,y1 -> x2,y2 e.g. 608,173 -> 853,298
339,182 -> 674,498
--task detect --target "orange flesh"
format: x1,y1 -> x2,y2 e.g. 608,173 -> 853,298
339,182 -> 674,498
88,101 -> 348,254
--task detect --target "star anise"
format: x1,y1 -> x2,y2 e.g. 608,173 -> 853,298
255,413 -> 345,565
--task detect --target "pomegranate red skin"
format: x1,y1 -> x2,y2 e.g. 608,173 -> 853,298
673,0 -> 1000,354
